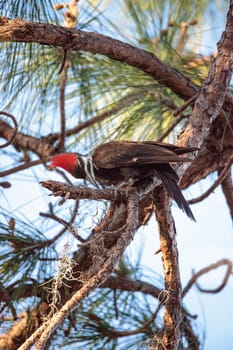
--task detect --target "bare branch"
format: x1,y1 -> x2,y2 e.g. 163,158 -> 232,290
0,181 -> 11,188
173,93 -> 199,117
0,111 -> 18,148
220,169 -> 233,220
158,113 -> 188,141
39,201 -> 84,242
46,94 -> 139,143
0,158 -> 48,177
182,259 -> 233,298
82,307 -> 157,339
0,119 -> 56,157
57,59 -> 70,151
102,276 -> 161,298
0,16 -> 199,100
0,281 -> 17,320
177,1 -> 233,153
188,155 -> 233,204
0,275 -> 161,306
58,48 -> 67,74
40,180 -> 127,202
182,315 -> 200,350
153,188 -> 182,350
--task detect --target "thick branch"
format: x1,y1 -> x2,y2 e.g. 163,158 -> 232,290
178,1 -> 233,154
40,180 -> 127,202
181,111 -> 233,188
153,188 -> 182,350
0,16 -> 199,100
0,119 -> 56,157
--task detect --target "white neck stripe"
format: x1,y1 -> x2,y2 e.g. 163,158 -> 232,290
80,155 -> 99,187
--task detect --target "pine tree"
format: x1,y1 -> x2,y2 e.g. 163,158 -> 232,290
0,1 -> 232,349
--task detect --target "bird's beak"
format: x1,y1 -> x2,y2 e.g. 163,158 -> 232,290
48,160 -> 56,169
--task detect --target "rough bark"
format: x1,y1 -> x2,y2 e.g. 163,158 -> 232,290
153,188 -> 182,350
0,16 -> 199,100
0,1 -> 233,348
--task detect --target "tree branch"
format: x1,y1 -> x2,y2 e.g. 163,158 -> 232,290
0,16 -> 199,100
220,169 -> 233,220
182,259 -> 233,297
0,119 -> 56,157
0,159 -> 48,177
0,111 -> 18,148
177,0 -> 233,174
57,58 -> 69,151
45,94 -> 140,143
153,188 -> 182,350
40,180 -> 127,202
188,155 -> 233,204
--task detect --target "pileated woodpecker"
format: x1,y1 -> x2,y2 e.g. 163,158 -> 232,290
50,141 -> 196,220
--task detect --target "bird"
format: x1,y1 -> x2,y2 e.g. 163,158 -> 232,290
49,140 -> 197,220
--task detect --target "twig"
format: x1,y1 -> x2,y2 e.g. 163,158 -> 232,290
58,49 -> 67,74
113,289 -> 119,319
182,258 -> 233,298
0,158 -> 48,177
57,58 -> 70,151
45,94 -> 139,144
84,305 -> 159,339
40,201 -> 84,242
173,93 -> 199,117
188,155 -> 233,204
0,281 -> 17,320
220,169 -> 233,220
182,315 -> 200,350
0,181 -> 11,188
158,113 -> 187,141
0,111 -> 18,148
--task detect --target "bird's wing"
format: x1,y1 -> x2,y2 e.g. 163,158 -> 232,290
93,141 -> 195,169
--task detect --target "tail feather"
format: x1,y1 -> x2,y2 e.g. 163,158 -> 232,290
155,168 -> 195,221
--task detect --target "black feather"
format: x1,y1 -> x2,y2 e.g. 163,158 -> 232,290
154,167 -> 195,221
93,141 -> 198,169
